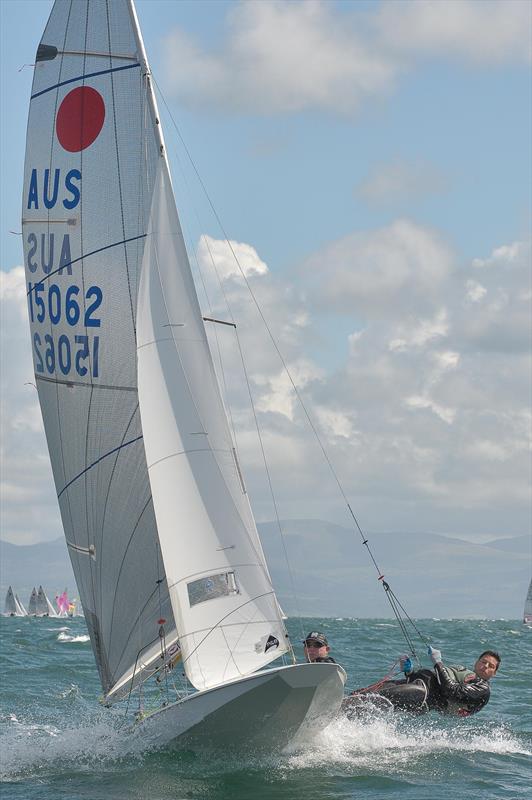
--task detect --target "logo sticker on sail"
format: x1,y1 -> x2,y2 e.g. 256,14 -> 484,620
56,86 -> 105,152
264,635 -> 280,653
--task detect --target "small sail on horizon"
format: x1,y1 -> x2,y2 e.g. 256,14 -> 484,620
37,585 -> 58,617
15,593 -> 27,616
524,579 -> 532,626
56,589 -> 69,616
3,586 -> 26,616
27,587 -> 38,616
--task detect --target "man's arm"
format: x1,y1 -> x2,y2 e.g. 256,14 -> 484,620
427,645 -> 490,714
433,662 -> 490,713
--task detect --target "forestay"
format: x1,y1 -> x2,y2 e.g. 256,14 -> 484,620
22,0 -> 177,700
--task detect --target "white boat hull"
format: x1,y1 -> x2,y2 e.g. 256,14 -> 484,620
137,661 -> 346,752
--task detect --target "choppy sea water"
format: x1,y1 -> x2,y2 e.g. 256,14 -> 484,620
0,616 -> 530,799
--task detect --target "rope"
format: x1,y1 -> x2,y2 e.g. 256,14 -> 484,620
351,659 -> 400,695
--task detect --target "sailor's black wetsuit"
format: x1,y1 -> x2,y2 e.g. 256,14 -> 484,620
312,656 -> 336,663
377,663 -> 490,715
426,662 -> 490,716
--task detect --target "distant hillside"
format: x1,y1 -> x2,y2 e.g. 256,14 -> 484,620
0,538 -> 77,604
258,520 -> 529,619
1,521 -> 529,618
483,535 -> 531,555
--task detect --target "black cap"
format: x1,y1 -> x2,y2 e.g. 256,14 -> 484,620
302,631 -> 328,646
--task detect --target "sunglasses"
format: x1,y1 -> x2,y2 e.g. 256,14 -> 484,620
304,641 -> 325,648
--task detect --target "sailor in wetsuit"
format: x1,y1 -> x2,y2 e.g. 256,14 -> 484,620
303,631 -> 336,663
377,648 -> 500,715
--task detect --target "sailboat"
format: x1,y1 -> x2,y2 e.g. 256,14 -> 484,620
37,585 -> 58,617
524,579 -> 532,627
56,589 -> 69,616
3,586 -> 27,616
27,587 -> 38,616
22,0 -> 346,750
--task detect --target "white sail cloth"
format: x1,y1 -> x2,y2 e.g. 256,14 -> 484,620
137,164 -> 289,691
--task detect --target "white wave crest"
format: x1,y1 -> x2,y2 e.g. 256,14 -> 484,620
56,632 -> 90,643
282,713 -> 531,773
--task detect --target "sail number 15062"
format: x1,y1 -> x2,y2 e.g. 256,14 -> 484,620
28,281 -> 102,378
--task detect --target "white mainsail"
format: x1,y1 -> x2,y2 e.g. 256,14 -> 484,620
22,0 -> 178,700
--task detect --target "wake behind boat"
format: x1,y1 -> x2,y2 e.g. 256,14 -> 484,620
22,0 -> 345,752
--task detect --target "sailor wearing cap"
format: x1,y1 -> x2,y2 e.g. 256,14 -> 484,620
302,631 -> 336,663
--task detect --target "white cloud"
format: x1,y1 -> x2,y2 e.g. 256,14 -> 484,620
197,234 -> 269,281
389,309 -> 449,351
160,0 -> 530,115
303,219 -> 453,318
0,267 -> 62,545
375,0 -> 532,65
255,360 -> 323,420
465,280 -> 487,303
358,159 -> 449,207
1,231 -> 530,544
456,240 -> 531,353
162,0 -> 398,115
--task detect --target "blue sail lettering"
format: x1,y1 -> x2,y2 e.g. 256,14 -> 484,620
58,235 -> 73,275
25,168 -> 82,211
43,169 -> 60,209
27,233 -> 38,272
27,169 -> 39,209
41,233 -> 54,274
63,169 -> 81,210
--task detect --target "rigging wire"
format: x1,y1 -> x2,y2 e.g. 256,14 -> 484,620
152,79 -> 427,655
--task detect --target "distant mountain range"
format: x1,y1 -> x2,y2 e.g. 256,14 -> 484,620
1,520 -> 530,618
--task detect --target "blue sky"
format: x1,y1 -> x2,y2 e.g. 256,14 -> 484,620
1,0 -> 531,548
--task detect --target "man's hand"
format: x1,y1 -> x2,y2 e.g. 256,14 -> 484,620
428,645 -> 442,664
399,654 -> 413,674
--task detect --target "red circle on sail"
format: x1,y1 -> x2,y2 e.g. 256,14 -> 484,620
56,86 -> 105,152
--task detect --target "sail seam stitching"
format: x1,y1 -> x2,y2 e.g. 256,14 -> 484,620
31,62 -> 141,99
57,435 -> 143,498
26,234 -> 147,291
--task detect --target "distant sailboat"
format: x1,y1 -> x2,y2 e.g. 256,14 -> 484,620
3,586 -> 26,617
15,593 -> 27,616
524,579 -> 532,627
21,0 -> 346,751
56,589 -> 76,617
37,585 -> 58,617
56,589 -> 69,616
27,587 -> 38,616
